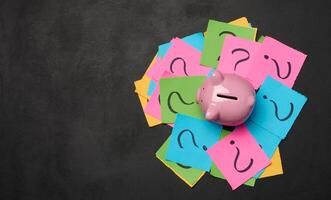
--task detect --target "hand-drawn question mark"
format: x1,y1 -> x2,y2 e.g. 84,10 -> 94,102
167,91 -> 195,114
177,129 -> 208,151
176,163 -> 192,169
219,31 -> 236,38
230,140 -> 254,173
169,57 -> 188,76
264,55 -> 292,79
231,48 -> 250,71
263,95 -> 294,121
217,31 -> 237,61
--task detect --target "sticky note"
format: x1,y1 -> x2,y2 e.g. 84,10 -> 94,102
209,129 -> 256,187
258,35 -> 265,43
144,82 -> 161,120
246,120 -> 281,158
157,32 -> 204,57
148,38 -> 211,82
144,72 -> 174,121
210,163 -> 256,187
245,120 -> 282,177
134,76 -> 151,99
160,76 -> 205,123
156,136 -> 205,187
248,76 -> 307,139
247,36 -> 307,89
166,114 -> 222,171
211,149 -> 283,181
207,125 -> 270,190
145,56 -> 164,84
136,94 -> 161,127
147,80 -> 157,96
217,35 -> 261,78
134,55 -> 163,127
135,55 -> 160,98
229,17 -> 249,27
156,16 -> 251,58
260,148 -> 283,178
200,19 -> 257,68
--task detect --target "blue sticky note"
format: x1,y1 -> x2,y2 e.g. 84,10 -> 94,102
245,121 -> 281,178
246,121 -> 281,158
147,80 -> 157,96
166,114 -> 222,171
157,32 -> 204,57
248,76 -> 307,139
246,120 -> 282,178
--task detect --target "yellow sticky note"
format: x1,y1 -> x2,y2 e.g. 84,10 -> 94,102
230,17 -> 257,39
134,76 -> 151,99
137,94 -> 161,127
230,17 -> 249,27
260,147 -> 283,178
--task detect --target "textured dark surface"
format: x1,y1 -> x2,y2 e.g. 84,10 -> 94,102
0,0 -> 330,199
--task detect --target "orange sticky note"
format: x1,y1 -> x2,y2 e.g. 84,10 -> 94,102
260,147 -> 283,178
134,76 -> 151,99
230,17 -> 249,27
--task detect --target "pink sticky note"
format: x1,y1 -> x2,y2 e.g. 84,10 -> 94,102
144,72 -> 173,120
207,125 -> 270,190
146,56 -> 163,80
217,35 -> 261,79
247,36 -> 307,89
148,38 -> 211,82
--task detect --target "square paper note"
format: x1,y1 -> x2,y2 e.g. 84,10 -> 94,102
247,36 -> 307,89
148,38 -> 211,82
248,76 -> 307,139
166,114 -> 222,171
200,19 -> 257,68
207,125 -> 270,190
217,35 -> 261,79
156,136 -> 205,187
160,76 -> 206,123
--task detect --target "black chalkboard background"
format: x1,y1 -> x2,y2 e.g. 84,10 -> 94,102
0,0 -> 330,199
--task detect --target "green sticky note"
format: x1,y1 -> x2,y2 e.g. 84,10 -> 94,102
258,35 -> 265,43
156,137 -> 205,187
209,129 -> 256,187
160,76 -> 205,123
200,19 -> 257,68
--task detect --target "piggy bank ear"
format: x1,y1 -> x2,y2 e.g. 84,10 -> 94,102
210,70 -> 224,84
205,106 -> 219,121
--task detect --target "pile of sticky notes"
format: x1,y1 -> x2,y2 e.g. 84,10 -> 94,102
134,17 -> 307,190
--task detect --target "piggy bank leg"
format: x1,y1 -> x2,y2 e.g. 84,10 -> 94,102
205,106 -> 219,121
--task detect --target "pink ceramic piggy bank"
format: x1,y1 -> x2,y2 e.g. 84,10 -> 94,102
196,71 -> 256,126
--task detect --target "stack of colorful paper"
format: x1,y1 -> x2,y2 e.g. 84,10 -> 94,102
134,17 -> 307,190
